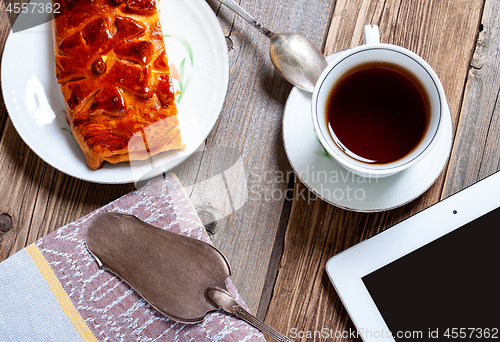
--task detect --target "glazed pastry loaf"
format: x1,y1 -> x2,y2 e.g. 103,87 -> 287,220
53,0 -> 183,170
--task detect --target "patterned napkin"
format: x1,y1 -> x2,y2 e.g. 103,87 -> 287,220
0,174 -> 265,342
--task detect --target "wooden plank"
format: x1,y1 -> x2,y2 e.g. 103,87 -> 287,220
255,175 -> 294,321
442,0 -> 500,197
264,0 -> 485,339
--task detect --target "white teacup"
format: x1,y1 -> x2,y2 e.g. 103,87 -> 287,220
312,25 -> 445,178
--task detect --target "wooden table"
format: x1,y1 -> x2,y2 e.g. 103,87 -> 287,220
0,0 -> 498,340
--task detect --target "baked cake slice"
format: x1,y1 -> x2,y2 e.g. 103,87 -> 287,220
53,0 -> 183,170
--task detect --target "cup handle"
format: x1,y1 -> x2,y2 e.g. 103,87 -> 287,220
363,25 -> 380,44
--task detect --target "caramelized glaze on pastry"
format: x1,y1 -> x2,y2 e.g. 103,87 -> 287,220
53,0 -> 183,170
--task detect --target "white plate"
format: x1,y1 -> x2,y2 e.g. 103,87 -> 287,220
283,53 -> 453,212
1,0 -> 229,184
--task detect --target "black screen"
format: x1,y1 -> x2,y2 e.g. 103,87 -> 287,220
362,206 -> 500,341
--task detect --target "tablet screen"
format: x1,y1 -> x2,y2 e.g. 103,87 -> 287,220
362,206 -> 500,340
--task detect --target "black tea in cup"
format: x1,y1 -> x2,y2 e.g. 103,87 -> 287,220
326,61 -> 430,164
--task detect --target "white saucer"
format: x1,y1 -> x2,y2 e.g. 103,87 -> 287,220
282,55 -> 453,212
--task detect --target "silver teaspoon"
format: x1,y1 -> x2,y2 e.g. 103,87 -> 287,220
217,0 -> 328,92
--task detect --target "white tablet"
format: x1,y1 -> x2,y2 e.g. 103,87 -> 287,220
326,171 -> 500,341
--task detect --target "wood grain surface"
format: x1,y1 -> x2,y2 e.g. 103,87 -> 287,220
442,0 -> 500,197
264,0 -> 491,340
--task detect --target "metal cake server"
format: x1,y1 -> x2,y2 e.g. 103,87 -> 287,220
85,212 -> 292,342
